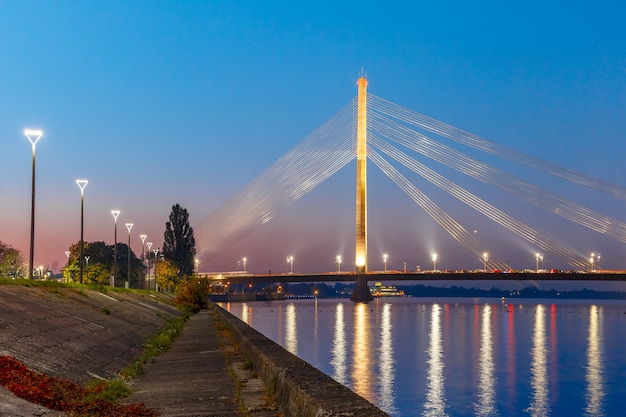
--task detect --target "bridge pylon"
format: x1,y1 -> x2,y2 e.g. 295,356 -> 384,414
351,72 -> 373,302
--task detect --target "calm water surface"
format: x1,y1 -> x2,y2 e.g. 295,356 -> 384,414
219,298 -> 626,416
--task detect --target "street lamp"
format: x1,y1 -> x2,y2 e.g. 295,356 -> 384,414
153,248 -> 159,290
125,223 -> 133,287
111,210 -> 120,286
76,179 -> 88,284
64,251 -> 70,283
383,253 -> 388,272
243,257 -> 247,274
287,256 -> 294,274
147,242 -> 153,289
432,253 -> 438,271
25,129 -> 43,279
140,234 -> 147,288
482,252 -> 489,271
590,253 -> 595,272
195,258 -> 199,274
535,253 -> 543,272
336,255 -> 342,273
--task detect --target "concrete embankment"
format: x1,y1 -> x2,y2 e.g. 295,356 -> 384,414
0,284 -> 180,415
214,304 -> 390,417
0,283 -> 388,416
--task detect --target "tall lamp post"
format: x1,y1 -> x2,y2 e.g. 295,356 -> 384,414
243,257 -> 247,274
64,251 -> 70,283
111,210 -> 120,286
153,248 -> 159,290
140,234 -> 147,289
535,253 -> 544,272
76,179 -> 88,283
482,252 -> 489,271
432,253 -> 438,271
287,256 -> 293,274
24,129 -> 43,279
336,255 -> 342,273
383,253 -> 388,272
146,242 -> 153,290
125,223 -> 133,287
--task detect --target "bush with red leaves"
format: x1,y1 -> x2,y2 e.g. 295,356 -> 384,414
0,355 -> 157,416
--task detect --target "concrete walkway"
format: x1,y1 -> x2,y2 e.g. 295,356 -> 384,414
124,309 -> 241,416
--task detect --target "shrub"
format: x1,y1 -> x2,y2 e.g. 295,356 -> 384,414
173,276 -> 209,310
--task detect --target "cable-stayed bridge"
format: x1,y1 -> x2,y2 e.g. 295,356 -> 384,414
196,75 -> 626,298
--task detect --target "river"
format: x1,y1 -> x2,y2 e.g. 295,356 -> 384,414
219,297 -> 626,416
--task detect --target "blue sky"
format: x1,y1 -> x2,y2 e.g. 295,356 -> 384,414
1,1 -> 625,275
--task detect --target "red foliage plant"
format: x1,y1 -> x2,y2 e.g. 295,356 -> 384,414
0,355 -> 157,416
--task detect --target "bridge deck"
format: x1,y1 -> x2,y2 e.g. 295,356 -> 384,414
200,271 -> 626,285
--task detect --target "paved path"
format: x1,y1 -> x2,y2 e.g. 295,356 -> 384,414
124,309 -> 241,416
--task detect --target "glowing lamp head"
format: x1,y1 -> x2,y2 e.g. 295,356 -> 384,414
24,129 -> 43,147
76,179 -> 88,193
355,257 -> 366,267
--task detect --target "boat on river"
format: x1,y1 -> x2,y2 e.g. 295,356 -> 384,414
370,281 -> 405,297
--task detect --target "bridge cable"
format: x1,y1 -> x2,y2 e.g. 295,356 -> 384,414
368,93 -> 626,200
369,111 -> 626,245
196,99 -> 357,259
368,146 -> 510,271
369,135 -> 588,270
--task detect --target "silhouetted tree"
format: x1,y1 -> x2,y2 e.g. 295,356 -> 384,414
163,204 -> 196,277
0,241 -> 25,277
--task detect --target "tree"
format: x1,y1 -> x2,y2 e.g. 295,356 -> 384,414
163,204 -> 196,278
155,259 -> 180,291
0,241 -> 25,278
63,241 -> 143,287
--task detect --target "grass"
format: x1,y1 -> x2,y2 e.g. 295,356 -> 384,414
119,310 -> 191,380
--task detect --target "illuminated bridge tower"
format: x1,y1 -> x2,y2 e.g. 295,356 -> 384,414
351,73 -> 373,302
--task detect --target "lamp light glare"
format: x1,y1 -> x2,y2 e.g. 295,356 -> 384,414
76,179 -> 88,192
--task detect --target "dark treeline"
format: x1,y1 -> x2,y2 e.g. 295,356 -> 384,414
253,282 -> 626,300
399,285 -> 626,300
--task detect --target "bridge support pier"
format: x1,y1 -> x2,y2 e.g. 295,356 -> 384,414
350,275 -> 373,302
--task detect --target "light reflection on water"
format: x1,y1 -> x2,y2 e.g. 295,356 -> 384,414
424,304 -> 446,417
528,304 -> 549,417
285,302 -> 297,355
220,298 -> 626,416
331,303 -> 347,384
476,304 -> 497,416
585,305 -> 604,416
379,303 -> 397,415
353,303 -> 373,399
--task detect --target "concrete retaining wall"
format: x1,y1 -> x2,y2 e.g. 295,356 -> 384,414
213,304 -> 390,417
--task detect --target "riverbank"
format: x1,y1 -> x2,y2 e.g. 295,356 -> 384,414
0,282 -> 180,415
0,282 -> 387,416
